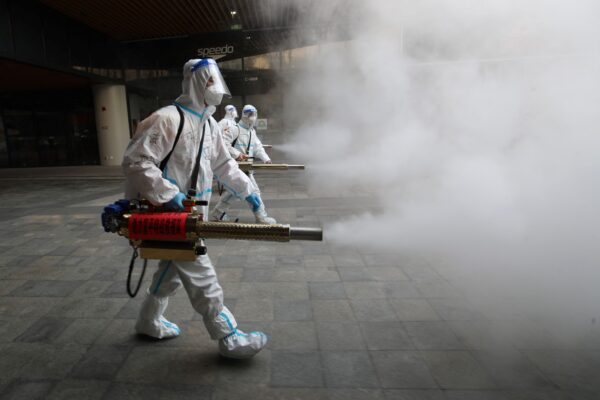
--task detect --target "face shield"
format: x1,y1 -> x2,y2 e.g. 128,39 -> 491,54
241,105 -> 258,127
191,58 -> 231,99
175,58 -> 231,114
225,105 -> 238,119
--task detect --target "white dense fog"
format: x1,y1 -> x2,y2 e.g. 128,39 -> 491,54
281,0 -> 600,333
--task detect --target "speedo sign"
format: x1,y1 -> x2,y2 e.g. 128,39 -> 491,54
197,44 -> 235,59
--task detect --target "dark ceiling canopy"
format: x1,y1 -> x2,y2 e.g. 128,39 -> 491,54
40,0 -> 353,42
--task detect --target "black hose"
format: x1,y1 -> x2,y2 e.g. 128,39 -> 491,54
127,248 -> 147,298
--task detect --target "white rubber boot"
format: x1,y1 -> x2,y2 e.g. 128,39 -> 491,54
135,294 -> 181,339
254,207 -> 276,224
219,329 -> 268,359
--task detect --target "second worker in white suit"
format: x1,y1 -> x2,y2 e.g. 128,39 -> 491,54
211,105 -> 276,224
218,104 -> 238,136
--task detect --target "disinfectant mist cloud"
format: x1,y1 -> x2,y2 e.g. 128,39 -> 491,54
280,0 -> 600,331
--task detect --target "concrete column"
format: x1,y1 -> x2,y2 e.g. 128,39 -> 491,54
92,84 -> 131,166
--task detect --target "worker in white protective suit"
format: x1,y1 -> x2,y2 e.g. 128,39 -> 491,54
218,105 -> 238,136
210,105 -> 276,224
122,58 -> 267,359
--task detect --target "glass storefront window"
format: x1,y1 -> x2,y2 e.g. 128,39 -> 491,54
0,106 -> 99,168
0,116 -> 8,167
244,52 -> 281,71
218,58 -> 242,72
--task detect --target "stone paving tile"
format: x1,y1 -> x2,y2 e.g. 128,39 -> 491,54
427,297 -> 487,321
271,351 -> 325,387
0,380 -> 56,400
472,349 -> 553,389
390,298 -> 441,321
321,351 -> 379,388
523,350 -> 600,392
234,298 -> 274,322
0,297 -> 62,318
360,321 -> 414,351
443,390 -> 509,400
216,255 -> 247,268
351,299 -> 399,322
242,267 -> 275,282
333,253 -> 366,268
363,254 -> 402,268
305,267 -> 340,282
273,282 -> 310,301
247,254 -> 278,268
0,279 -> 26,296
212,384 -> 319,400
14,317 -> 73,343
415,281 -> 464,298
421,351 -> 497,389
309,282 -> 347,299
503,389 -> 584,400
399,266 -> 444,284
237,282 -> 275,299
382,389 -> 445,400
47,297 -> 128,319
116,347 -> 219,385
369,267 -> 410,281
448,320 -> 514,350
8,280 -> 83,297
304,254 -> 335,268
404,321 -> 465,350
312,300 -> 355,322
114,298 -> 144,319
371,351 -> 438,389
93,319 -> 140,346
54,318 -> 113,345
274,300 -> 313,321
272,267 -> 308,282
0,343 -> 88,382
216,267 -> 243,282
276,255 -> 305,268
69,345 -> 131,380
104,383 -> 213,400
57,265 -> 99,281
316,321 -> 366,350
4,265 -> 65,280
338,267 -> 373,282
216,349 -> 271,384
270,321 -> 319,351
46,379 -> 111,400
344,282 -> 388,299
0,317 -> 38,343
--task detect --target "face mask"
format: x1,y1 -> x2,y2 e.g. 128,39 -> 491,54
204,85 -> 223,106
247,115 -> 257,127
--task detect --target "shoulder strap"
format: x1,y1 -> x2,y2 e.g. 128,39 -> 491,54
187,120 -> 207,196
246,128 -> 253,154
231,124 -> 240,147
159,105 -> 185,171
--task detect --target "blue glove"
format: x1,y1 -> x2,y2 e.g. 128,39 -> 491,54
245,193 -> 262,212
164,192 -> 186,211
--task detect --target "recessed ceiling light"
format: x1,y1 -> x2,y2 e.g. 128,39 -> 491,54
230,10 -> 237,16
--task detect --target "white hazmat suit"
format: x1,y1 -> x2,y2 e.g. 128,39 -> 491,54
122,58 -> 267,359
218,105 -> 238,137
211,105 -> 276,224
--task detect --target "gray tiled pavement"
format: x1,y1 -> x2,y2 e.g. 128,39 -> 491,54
1,140 -> 599,399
